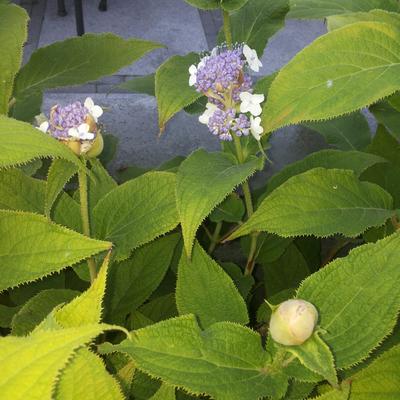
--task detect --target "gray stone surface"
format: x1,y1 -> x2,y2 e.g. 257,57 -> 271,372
38,0 -> 208,75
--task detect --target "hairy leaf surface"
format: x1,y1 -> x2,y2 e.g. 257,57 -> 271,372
0,210 -> 111,291
177,150 -> 261,256
156,53 -> 202,132
297,233 -> 400,368
93,171 -> 178,260
0,3 -> 28,114
288,0 -> 399,19
0,324 -> 107,400
176,242 -> 249,327
262,22 -> 400,133
229,168 -> 394,239
116,315 -> 288,400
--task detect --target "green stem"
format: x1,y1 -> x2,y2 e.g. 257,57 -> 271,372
208,221 -> 223,254
78,161 -> 97,283
222,10 -> 233,48
233,135 -> 258,276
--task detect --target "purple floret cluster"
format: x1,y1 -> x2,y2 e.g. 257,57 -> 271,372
48,101 -> 88,139
191,45 -> 255,141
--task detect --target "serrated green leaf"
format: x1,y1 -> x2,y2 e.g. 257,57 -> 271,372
55,348 -> 124,400
0,168 -> 45,212
0,304 -> 22,328
106,234 -> 180,323
14,34 -> 162,120
221,0 -> 249,12
310,383 -> 351,400
228,168 -> 394,240
0,210 -> 111,291
266,150 -> 384,195
0,324 -> 107,400
262,243 -> 310,297
183,0 -> 220,10
367,124 -> 400,168
361,162 -> 400,208
220,261 -> 255,298
177,149 -> 261,256
130,370 -> 161,400
220,0 -> 289,57
46,159 -> 79,217
116,314 -> 288,400
176,241 -> 249,327
343,344 -> 400,399
0,116 -> 83,169
156,53 -> 202,132
209,193 -> 245,223
285,380 -> 315,400
297,232 -> 400,369
93,171 -> 178,260
0,3 -> 28,114
370,100 -> 400,140
327,9 -> 400,31
149,384 -> 176,400
11,289 -> 79,335
284,333 -> 337,385
304,113 -> 372,151
262,22 -> 400,133
55,252 -> 110,327
137,293 -> 178,324
288,0 -> 399,19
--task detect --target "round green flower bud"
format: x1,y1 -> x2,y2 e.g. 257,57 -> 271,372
269,299 -> 318,346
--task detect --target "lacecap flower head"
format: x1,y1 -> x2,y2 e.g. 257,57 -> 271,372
37,97 -> 104,157
190,44 -> 265,142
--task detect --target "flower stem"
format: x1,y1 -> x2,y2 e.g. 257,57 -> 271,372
78,161 -> 97,283
233,135 -> 258,276
222,10 -> 233,48
208,221 -> 223,254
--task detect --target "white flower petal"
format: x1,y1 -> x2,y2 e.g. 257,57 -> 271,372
239,91 -> 252,102
250,116 -> 263,141
83,132 -> 95,140
78,123 -> 90,134
189,74 -> 197,86
249,103 -> 262,117
38,121 -> 49,133
84,97 -> 95,110
68,128 -> 80,138
199,103 -> 217,125
243,44 -> 252,59
91,105 -> 103,120
252,94 -> 265,103
188,65 -> 197,74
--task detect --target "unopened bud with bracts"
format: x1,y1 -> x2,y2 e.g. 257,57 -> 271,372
269,299 -> 318,346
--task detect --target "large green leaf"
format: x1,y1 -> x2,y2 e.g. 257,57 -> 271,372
265,149 -> 384,195
11,289 -> 79,335
45,159 -> 79,217
176,241 -> 249,327
283,333 -> 337,385
106,234 -> 180,322
327,9 -> 400,31
228,168 -> 394,240
149,384 -> 176,400
56,348 -> 124,400
0,324 -> 107,400
0,210 -> 111,291
0,116 -> 83,169
220,0 -> 289,57
262,22 -> 400,133
370,100 -> 400,140
183,0 -> 219,10
156,53 -> 202,132
177,150 -> 261,256
116,74 -> 155,96
0,3 -> 28,114
346,344 -> 400,399
0,168 -> 45,212
93,171 -> 178,260
13,33 -> 162,120
304,112 -> 372,151
55,253 -> 110,328
288,0 -> 399,19
297,232 -> 400,369
115,314 -> 288,400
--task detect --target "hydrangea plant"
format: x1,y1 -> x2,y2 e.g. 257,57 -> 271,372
1,0 -> 400,399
